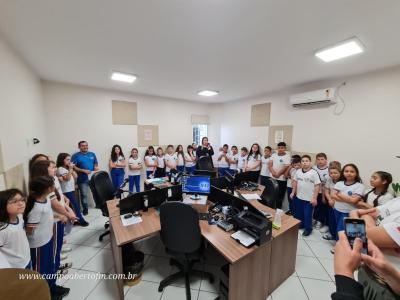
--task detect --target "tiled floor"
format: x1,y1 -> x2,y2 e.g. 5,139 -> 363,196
59,209 -> 338,300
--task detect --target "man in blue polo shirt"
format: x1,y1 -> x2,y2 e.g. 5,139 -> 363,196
72,141 -> 99,215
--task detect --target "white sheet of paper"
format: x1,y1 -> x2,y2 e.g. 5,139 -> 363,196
274,130 -> 284,144
241,193 -> 261,201
144,129 -> 153,141
120,214 -> 143,226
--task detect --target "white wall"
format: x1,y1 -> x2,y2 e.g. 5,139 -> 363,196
42,81 -> 212,172
217,66 -> 400,184
0,34 -> 47,181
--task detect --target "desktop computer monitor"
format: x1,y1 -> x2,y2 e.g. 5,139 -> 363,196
119,189 -> 167,214
182,175 -> 211,200
234,171 -> 251,187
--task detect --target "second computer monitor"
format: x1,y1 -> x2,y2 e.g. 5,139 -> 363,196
182,175 -> 210,200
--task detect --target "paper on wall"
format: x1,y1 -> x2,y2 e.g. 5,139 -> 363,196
274,130 -> 284,144
144,129 -> 153,141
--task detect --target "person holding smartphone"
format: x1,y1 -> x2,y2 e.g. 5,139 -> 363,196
332,232 -> 400,299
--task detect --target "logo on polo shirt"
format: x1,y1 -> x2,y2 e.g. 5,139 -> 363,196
348,191 -> 353,196
280,159 -> 283,163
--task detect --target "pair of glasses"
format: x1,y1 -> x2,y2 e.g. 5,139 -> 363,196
8,197 -> 27,205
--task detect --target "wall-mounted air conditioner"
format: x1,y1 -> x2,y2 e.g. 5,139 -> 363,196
289,88 -> 337,108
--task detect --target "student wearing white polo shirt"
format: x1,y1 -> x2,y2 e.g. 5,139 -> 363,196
175,145 -> 185,173
245,143 -> 262,183
237,147 -> 248,173
184,145 -> 196,174
144,146 -> 157,179
155,147 -> 166,178
259,146 -> 272,186
218,144 -> 230,177
164,145 -> 177,176
363,171 -> 394,208
24,176 -> 70,298
331,163 -> 365,240
128,148 -> 143,193
285,155 -> 301,216
313,153 -> 330,230
56,153 -> 88,226
290,155 -> 321,236
0,189 -> 30,269
269,142 -> 291,209
227,146 -> 239,176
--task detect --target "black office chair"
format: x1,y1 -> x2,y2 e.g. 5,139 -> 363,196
158,202 -> 214,300
259,177 -> 279,209
89,171 -> 115,241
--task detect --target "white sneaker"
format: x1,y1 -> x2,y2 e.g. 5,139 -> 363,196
314,221 -> 322,229
61,253 -> 68,261
312,220 -> 317,226
61,246 -> 72,253
319,226 -> 329,233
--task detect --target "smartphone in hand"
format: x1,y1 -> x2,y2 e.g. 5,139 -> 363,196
344,218 -> 368,254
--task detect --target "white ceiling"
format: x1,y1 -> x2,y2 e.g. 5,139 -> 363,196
1,0 -> 400,103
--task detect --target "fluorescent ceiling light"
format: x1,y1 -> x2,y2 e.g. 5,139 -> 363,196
198,90 -> 219,97
315,37 -> 364,62
111,71 -> 137,83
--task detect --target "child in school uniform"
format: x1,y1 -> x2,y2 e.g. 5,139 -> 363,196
285,155 -> 301,216
313,153 -> 330,231
184,145 -> 196,174
175,145 -> 185,173
331,163 -> 365,239
217,144 -> 230,177
322,161 -> 341,240
109,145 -> 126,191
227,146 -> 239,176
237,147 -> 248,172
25,176 -> 70,298
290,155 -> 321,236
128,148 -> 142,193
269,142 -> 291,209
245,143 -> 262,183
155,147 -> 166,178
259,146 -> 272,186
0,189 -> 31,269
164,145 -> 178,177
144,146 -> 157,179
363,171 -> 394,207
56,153 -> 88,227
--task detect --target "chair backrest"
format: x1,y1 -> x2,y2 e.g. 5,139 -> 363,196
197,156 -> 214,171
159,202 -> 202,254
260,177 -> 279,209
89,171 -> 115,210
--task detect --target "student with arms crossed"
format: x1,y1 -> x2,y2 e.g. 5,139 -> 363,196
128,148 -> 142,193
72,141 -> 99,215
144,146 -> 157,179
184,145 -> 196,174
290,155 -> 321,236
165,145 -> 178,177
269,142 -> 291,209
155,147 -> 166,178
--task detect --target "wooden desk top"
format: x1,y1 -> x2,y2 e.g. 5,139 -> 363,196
108,185 -> 299,261
110,208 -> 161,246
107,199 -> 121,218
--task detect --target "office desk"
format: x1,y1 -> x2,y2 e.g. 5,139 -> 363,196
108,189 -> 299,300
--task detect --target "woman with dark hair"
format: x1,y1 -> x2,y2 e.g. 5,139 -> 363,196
196,137 -> 214,158
29,153 -> 49,172
56,153 -> 88,226
109,144 -> 126,191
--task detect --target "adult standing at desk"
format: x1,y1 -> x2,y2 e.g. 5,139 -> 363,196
196,137 -> 215,168
72,141 -> 99,215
